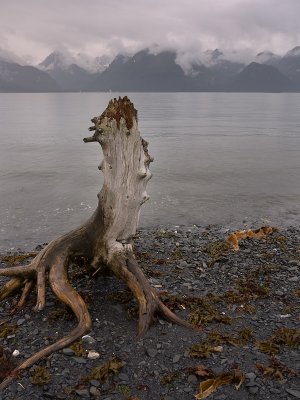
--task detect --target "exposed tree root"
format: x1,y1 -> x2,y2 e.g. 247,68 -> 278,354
0,240 -> 192,390
0,97 -> 193,391
15,280 -> 34,311
0,277 -> 24,303
110,249 -> 193,337
0,236 -> 93,390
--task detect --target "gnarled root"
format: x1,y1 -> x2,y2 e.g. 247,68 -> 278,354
110,249 -> 194,338
0,238 -> 92,390
0,242 -> 192,390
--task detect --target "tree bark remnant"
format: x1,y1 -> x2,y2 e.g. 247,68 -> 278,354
0,96 -> 192,390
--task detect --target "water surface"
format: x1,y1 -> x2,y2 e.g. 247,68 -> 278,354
0,92 -> 300,250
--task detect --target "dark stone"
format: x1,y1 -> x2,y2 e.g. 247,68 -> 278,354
249,386 -> 259,395
62,348 -> 75,356
187,374 -> 198,384
145,347 -> 157,358
73,357 -> 87,364
75,389 -> 90,398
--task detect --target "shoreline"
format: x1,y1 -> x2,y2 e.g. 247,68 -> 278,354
1,224 -> 299,399
2,221 -> 300,254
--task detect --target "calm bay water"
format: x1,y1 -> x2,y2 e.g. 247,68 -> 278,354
0,92 -> 300,251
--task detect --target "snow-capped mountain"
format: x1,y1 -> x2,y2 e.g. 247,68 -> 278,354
1,45 -> 300,92
39,50 -> 75,71
39,51 -> 91,91
38,50 -> 110,91
75,53 -> 110,73
39,50 -> 109,73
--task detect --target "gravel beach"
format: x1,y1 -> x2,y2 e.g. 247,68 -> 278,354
0,224 -> 299,400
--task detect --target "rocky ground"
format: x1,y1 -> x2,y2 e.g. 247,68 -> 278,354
0,224 -> 300,400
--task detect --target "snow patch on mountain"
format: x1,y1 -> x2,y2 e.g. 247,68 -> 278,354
39,49 -> 110,73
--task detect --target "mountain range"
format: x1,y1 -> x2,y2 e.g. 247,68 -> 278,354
1,46 -> 300,92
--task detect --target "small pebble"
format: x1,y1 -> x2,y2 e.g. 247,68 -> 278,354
62,348 -> 75,356
187,374 -> 198,384
87,350 -> 100,360
245,372 -> 256,380
89,386 -> 98,396
82,335 -> 97,349
90,380 -> 100,387
249,386 -> 259,395
173,354 -> 181,363
75,389 -> 90,398
288,276 -> 299,282
119,373 -> 129,381
145,347 -> 157,358
73,357 -> 87,364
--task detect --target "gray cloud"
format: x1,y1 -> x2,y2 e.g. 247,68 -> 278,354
0,0 -> 299,64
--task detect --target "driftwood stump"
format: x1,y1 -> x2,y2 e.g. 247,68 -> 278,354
0,97 -> 191,389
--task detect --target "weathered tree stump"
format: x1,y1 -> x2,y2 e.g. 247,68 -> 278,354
0,97 -> 191,389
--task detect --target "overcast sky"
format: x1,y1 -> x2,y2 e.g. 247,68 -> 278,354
1,0 -> 300,63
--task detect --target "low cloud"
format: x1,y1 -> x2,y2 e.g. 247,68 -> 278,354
0,0 -> 299,64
